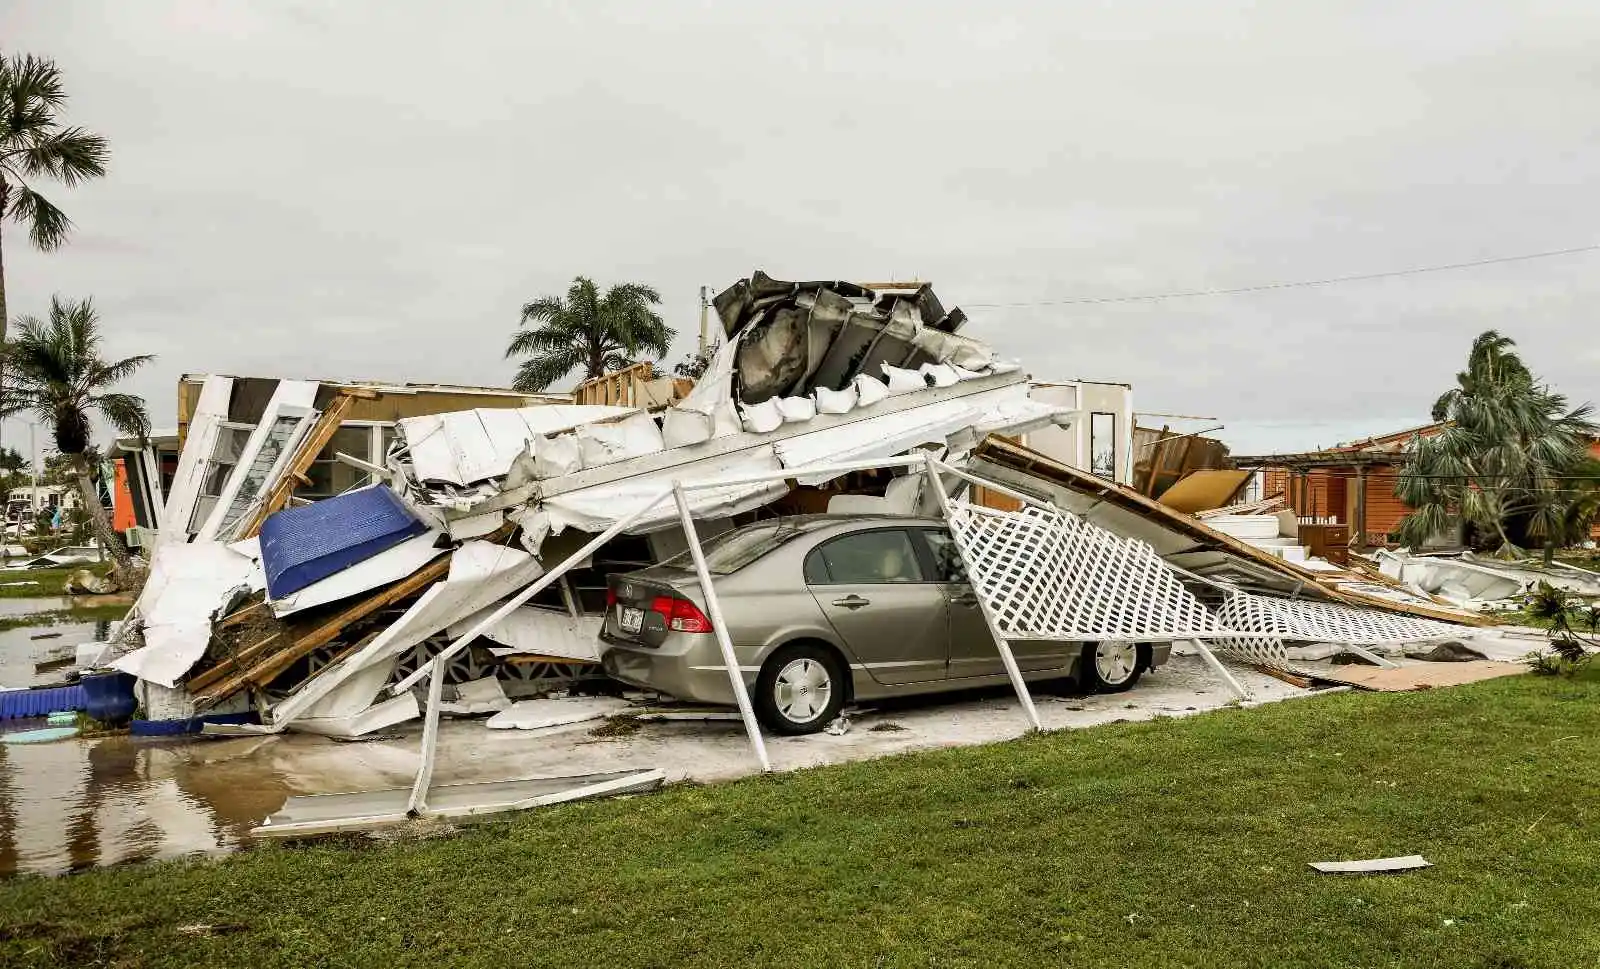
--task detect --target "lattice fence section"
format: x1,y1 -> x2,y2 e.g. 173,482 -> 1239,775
945,500 -> 1218,640
1214,592 -> 1463,646
943,498 -> 1470,678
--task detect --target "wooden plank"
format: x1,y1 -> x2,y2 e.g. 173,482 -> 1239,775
235,392 -> 357,539
192,554 -> 454,709
185,632 -> 283,694
1249,664 -> 1313,689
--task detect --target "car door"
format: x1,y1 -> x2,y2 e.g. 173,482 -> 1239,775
806,527 -> 949,685
914,527 -> 1075,678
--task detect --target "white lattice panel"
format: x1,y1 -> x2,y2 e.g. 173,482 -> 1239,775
1214,592 -> 1462,646
943,498 -> 1466,676
946,501 -> 1218,640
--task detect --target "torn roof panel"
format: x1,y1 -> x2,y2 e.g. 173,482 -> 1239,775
399,404 -> 636,486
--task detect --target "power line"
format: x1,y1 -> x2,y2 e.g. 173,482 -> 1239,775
964,243 -> 1600,308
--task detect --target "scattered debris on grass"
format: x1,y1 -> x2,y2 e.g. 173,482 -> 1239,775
1309,855 -> 1432,874
1404,641 -> 1488,662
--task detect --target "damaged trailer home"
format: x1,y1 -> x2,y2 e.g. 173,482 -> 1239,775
88,273 -> 1497,832
102,274 -> 1072,734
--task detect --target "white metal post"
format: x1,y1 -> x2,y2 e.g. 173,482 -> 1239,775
672,481 -> 771,772
921,453 -> 1043,731
1186,639 -> 1252,700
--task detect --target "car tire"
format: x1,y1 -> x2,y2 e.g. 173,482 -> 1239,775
754,643 -> 846,736
1080,641 -> 1149,694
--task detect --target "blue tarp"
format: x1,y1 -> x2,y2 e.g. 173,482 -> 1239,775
260,486 -> 428,601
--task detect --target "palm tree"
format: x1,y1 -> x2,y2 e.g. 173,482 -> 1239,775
0,53 -> 111,343
0,296 -> 151,578
1397,330 -> 1599,561
506,277 -> 675,391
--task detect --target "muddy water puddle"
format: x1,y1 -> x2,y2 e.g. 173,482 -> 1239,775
0,732 -> 307,876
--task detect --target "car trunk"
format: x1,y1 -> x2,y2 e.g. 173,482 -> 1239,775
604,569 -> 706,648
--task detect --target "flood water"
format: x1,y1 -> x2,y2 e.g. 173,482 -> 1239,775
0,733 -> 300,876
0,605 -> 287,878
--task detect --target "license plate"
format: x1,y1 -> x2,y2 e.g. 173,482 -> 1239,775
619,606 -> 644,634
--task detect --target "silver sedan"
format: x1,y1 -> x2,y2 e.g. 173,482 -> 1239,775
600,514 -> 1169,734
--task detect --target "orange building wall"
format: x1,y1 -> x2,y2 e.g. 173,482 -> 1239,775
112,461 -> 137,532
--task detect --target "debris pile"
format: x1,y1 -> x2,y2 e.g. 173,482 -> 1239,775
100,273 -> 1070,736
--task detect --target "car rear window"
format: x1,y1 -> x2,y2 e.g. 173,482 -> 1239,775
659,520 -> 816,575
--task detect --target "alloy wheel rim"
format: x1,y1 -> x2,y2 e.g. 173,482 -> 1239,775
774,658 -> 832,723
1094,642 -> 1137,684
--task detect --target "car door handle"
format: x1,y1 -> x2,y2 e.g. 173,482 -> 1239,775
951,592 -> 979,606
832,595 -> 871,610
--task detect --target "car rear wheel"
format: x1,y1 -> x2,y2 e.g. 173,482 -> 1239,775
755,644 -> 845,735
1080,641 -> 1148,694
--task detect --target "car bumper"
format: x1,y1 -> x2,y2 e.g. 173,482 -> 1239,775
600,634 -> 749,706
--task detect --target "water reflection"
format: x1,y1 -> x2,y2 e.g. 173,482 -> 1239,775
0,733 -> 299,877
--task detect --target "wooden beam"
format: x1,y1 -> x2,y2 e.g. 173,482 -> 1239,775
185,632 -> 284,695
235,392 -> 357,539
1353,466 -> 1369,551
191,553 -> 454,709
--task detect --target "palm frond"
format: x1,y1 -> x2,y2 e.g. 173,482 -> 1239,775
90,392 -> 151,438
511,348 -> 584,392
5,183 -> 72,250
518,295 -> 569,325
19,126 -> 108,185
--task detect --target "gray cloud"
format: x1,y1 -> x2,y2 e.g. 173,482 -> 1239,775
6,0 -> 1598,455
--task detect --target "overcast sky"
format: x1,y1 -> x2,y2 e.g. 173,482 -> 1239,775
6,0 -> 1599,456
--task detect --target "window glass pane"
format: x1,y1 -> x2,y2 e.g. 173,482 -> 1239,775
1090,412 -> 1116,479
659,519 -> 825,575
919,529 -> 967,583
296,426 -> 379,501
815,530 -> 923,584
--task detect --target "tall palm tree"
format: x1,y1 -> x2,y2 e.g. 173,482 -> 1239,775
506,276 -> 675,391
1397,330 -> 1599,560
0,296 -> 151,577
0,52 -> 111,342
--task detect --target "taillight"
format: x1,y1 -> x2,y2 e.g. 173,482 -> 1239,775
605,587 -> 617,607
647,595 -> 713,633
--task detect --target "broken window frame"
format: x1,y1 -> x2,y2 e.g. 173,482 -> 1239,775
293,422 -> 394,502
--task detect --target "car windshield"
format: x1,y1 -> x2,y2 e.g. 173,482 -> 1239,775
660,520 -> 820,575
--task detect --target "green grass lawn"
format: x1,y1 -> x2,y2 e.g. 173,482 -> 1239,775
2,670 -> 1596,968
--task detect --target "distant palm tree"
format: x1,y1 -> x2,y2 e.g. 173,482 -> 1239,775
0,296 -> 151,577
1397,330 -> 1599,560
506,277 -> 675,391
0,53 -> 111,342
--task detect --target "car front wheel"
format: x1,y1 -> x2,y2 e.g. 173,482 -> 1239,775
754,644 -> 845,735
1080,641 -> 1148,693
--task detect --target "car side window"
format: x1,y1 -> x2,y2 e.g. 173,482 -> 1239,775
918,528 -> 968,583
805,530 -> 925,585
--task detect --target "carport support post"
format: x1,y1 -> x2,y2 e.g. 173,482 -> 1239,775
673,481 -> 772,772
1187,640 -> 1251,700
920,454 -> 1044,731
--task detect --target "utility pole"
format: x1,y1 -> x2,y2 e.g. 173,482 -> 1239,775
698,285 -> 711,358
28,423 -> 37,521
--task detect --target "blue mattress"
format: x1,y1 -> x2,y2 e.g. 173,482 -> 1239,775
260,485 -> 428,601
